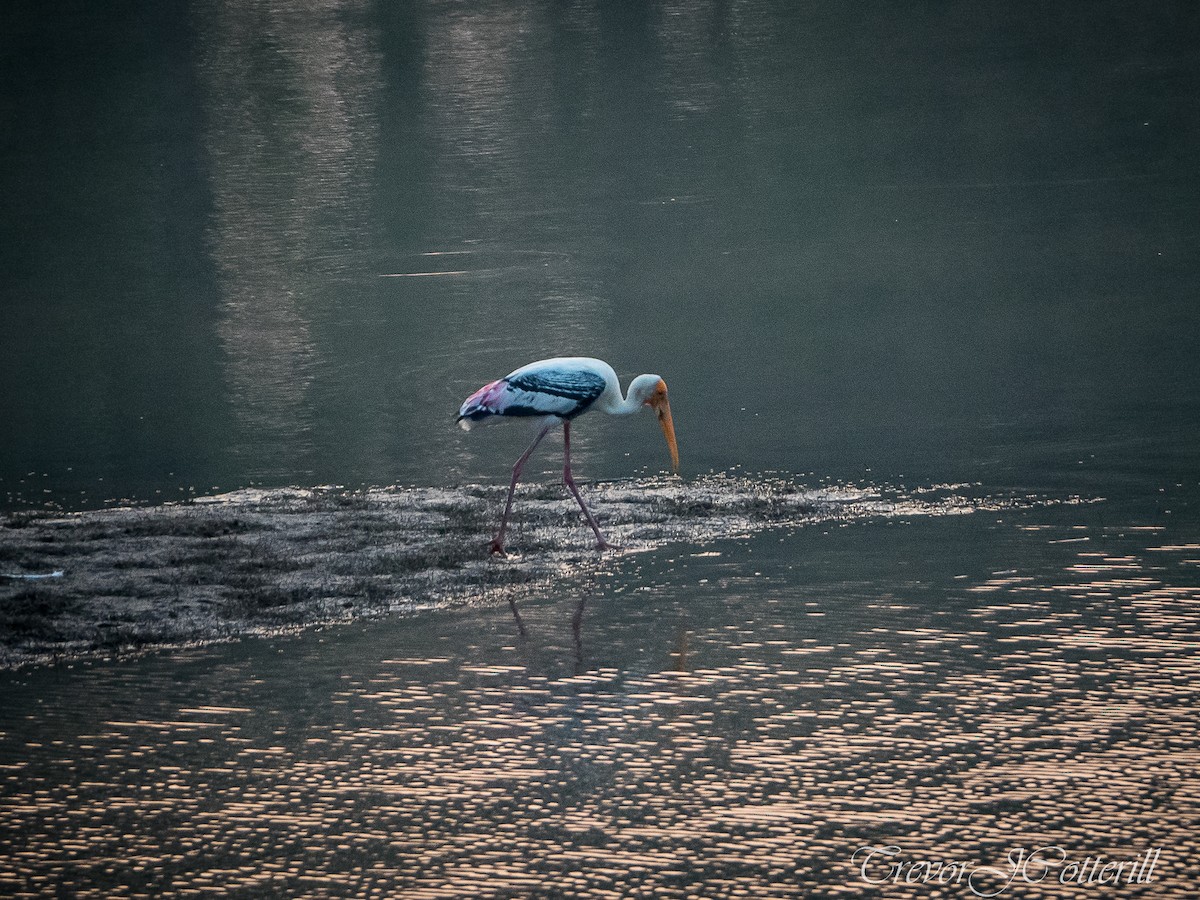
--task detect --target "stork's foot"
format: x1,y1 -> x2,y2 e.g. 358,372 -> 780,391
488,538 -> 507,557
595,538 -> 621,552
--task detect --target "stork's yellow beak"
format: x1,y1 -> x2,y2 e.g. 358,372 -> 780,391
648,380 -> 679,473
657,400 -> 679,472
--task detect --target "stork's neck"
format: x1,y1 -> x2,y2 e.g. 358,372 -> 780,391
599,386 -> 641,416
602,373 -> 660,415
611,390 -> 644,415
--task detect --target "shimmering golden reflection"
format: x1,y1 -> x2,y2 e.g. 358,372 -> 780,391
1,515 -> 1198,897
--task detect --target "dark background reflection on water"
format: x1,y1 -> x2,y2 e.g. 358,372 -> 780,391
2,1 -> 1200,896
2,0 -> 1198,506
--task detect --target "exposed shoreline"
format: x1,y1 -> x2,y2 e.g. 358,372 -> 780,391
0,476 -> 1062,670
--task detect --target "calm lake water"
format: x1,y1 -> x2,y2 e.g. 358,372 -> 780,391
2,0 -> 1199,896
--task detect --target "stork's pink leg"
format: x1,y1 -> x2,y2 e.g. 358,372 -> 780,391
562,420 -> 615,551
490,423 -> 553,556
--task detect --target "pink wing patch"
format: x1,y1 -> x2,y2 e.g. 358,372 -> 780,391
465,379 -> 508,410
457,379 -> 512,429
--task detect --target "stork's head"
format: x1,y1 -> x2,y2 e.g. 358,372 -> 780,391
629,374 -> 679,473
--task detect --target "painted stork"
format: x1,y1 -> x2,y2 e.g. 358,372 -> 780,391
457,357 -> 679,555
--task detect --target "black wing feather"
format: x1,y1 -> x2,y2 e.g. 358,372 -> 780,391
507,368 -> 607,404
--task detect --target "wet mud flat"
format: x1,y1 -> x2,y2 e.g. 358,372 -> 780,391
0,476 -> 1051,668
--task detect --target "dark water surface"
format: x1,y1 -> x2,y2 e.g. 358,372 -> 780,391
2,0 -> 1199,896
3,0 -> 1198,505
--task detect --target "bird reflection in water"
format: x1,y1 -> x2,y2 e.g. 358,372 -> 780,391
671,628 -> 691,672
506,589 -> 592,675
507,584 -> 692,677
571,592 -> 589,675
